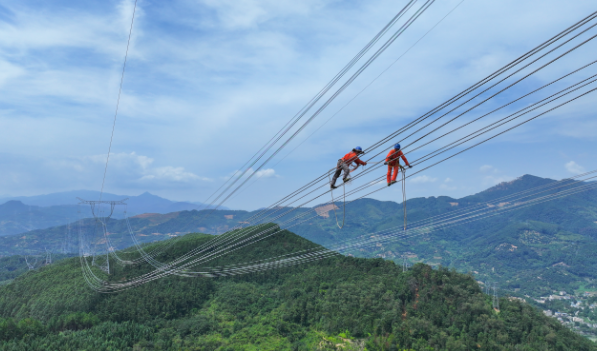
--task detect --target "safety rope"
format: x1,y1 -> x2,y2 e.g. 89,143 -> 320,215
328,169 -> 346,229
401,166 -> 407,231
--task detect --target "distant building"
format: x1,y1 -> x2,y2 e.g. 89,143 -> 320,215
508,297 -> 526,303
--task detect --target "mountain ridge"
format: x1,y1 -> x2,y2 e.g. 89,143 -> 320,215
2,174 -> 596,301
0,190 -> 229,237
0,189 -> 228,212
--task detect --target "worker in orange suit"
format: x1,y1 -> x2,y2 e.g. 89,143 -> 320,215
384,143 -> 412,186
330,146 -> 367,189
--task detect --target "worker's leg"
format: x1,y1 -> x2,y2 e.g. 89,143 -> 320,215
341,162 -> 351,181
387,164 -> 393,184
331,160 -> 342,187
391,165 -> 399,182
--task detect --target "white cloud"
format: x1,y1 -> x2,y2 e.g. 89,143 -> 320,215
0,60 -> 25,88
0,0 -> 595,209
198,0 -> 327,29
0,2 -> 134,56
222,167 -> 278,180
140,166 -> 209,182
410,175 -> 437,184
85,152 -> 154,170
482,175 -> 514,187
0,151 -> 210,198
90,152 -> 209,183
254,168 -> 277,178
479,165 -> 495,173
565,161 -> 585,174
440,183 -> 457,191
439,178 -> 456,190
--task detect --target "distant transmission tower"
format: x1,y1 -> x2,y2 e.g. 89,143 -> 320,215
62,219 -> 73,254
77,197 -> 128,274
45,247 -> 52,265
77,197 -> 128,220
67,220 -> 72,253
28,205 -> 33,231
61,219 -> 71,254
24,255 -> 36,270
492,283 -> 500,310
402,255 -> 409,272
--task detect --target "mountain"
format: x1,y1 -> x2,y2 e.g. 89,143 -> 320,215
0,190 -> 225,210
0,227 -> 593,350
0,190 -> 124,207
0,209 -> 256,256
460,174 -> 558,203
0,190 -> 229,237
0,201 -> 81,237
0,253 -> 75,286
293,175 -> 597,301
3,174 -> 597,304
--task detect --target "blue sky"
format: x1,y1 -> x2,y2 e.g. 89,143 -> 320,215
0,0 -> 595,210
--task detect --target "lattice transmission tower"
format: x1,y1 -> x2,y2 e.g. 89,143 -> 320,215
77,197 -> 128,274
492,283 -> 500,310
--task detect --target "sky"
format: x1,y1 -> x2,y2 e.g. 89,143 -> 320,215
0,0 -> 596,210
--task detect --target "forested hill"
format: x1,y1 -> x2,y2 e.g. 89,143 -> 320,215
0,228 -> 595,350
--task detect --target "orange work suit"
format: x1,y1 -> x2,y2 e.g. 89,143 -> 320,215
385,149 -> 410,183
341,151 -> 367,167
332,151 -> 367,185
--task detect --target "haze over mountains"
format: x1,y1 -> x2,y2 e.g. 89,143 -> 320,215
0,190 -> 228,236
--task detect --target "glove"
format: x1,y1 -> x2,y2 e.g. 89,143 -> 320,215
384,162 -> 388,166
363,162 -> 367,166
408,165 -> 413,168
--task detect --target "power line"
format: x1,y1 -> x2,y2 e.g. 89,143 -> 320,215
203,1 -> 436,213
77,10 -> 597,291
99,0 -> 139,203
236,12 -> 597,228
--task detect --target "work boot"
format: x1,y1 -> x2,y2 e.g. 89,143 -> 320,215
390,180 -> 397,186
343,177 -> 351,183
330,183 -> 338,189
387,182 -> 391,187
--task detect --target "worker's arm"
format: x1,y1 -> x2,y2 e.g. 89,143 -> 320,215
400,151 -> 411,167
